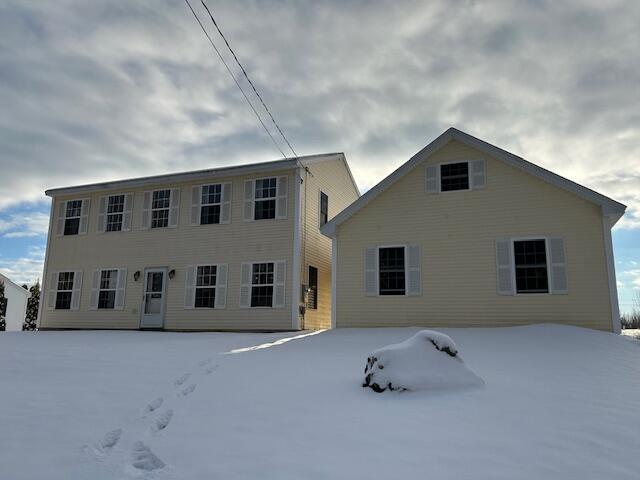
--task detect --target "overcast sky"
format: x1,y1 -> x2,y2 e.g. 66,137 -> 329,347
0,0 -> 639,309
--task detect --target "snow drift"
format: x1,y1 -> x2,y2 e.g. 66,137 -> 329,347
363,330 -> 483,392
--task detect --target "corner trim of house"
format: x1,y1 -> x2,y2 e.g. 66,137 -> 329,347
291,167 -> 302,330
331,236 -> 337,329
602,213 -> 621,334
37,198 -> 55,330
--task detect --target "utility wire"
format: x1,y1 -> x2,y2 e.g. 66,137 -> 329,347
183,0 -> 288,159
198,0 -> 298,158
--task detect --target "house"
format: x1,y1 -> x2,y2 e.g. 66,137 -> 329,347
37,154 -> 359,331
321,128 -> 626,333
0,273 -> 30,332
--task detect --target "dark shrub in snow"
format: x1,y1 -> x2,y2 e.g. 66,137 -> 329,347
363,330 -> 483,393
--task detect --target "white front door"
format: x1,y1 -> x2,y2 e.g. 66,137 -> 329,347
140,268 -> 167,329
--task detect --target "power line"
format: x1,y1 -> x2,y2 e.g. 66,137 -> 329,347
183,0 -> 288,159
198,0 -> 297,158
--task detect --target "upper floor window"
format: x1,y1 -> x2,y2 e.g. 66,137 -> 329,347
151,190 -> 171,228
201,185 -> 222,225
255,178 -> 277,220
195,265 -> 217,308
106,195 -> 125,232
379,247 -> 405,295
98,194 -> 132,233
64,200 -> 83,235
320,192 -> 329,227
513,239 -> 548,294
440,162 -> 469,192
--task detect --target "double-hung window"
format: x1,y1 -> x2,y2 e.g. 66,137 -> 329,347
440,162 -> 469,192
201,185 -> 222,225
98,269 -> 118,309
307,266 -> 318,309
55,272 -> 75,309
151,190 -> 171,228
106,195 -> 125,232
319,192 -> 329,227
513,239 -> 549,294
251,263 -> 274,307
379,247 -> 406,295
254,178 -> 277,220
64,200 -> 83,235
195,265 -> 217,308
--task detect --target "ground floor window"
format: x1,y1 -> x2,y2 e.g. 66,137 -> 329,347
251,262 -> 274,307
307,266 -> 318,309
98,269 -> 118,309
55,272 -> 75,309
195,265 -> 217,308
514,239 -> 548,294
379,247 -> 405,295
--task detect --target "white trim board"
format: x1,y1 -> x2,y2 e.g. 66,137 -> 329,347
321,127 -> 626,237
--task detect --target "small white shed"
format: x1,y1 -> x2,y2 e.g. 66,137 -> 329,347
0,273 -> 30,332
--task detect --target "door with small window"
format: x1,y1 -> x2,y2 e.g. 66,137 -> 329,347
140,268 -> 167,329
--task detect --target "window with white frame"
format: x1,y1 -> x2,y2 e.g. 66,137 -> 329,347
319,192 -> 329,227
254,178 -> 277,220
55,272 -> 75,309
378,247 -> 405,295
64,200 -> 83,235
513,239 -> 548,294
106,195 -> 125,232
440,162 -> 469,192
200,184 -> 222,225
195,265 -> 217,308
151,189 -> 171,228
98,269 -> 118,309
251,262 -> 274,307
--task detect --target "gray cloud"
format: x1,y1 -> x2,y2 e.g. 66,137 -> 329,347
1,0 -> 638,226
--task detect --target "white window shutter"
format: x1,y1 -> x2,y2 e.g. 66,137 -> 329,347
89,270 -> 100,310
122,194 -> 133,231
364,247 -> 378,296
496,239 -> 514,295
56,201 -> 67,236
79,198 -> 90,235
184,266 -> 197,309
220,182 -> 232,224
47,271 -> 58,310
244,180 -> 255,221
71,270 -> 83,310
426,165 -> 438,193
407,245 -> 422,296
191,186 -> 201,226
215,264 -> 228,309
471,159 -> 486,189
168,188 -> 180,228
239,263 -> 251,307
141,192 -> 152,230
115,268 -> 127,310
276,176 -> 288,219
274,260 -> 286,308
549,238 -> 568,294
97,197 -> 107,233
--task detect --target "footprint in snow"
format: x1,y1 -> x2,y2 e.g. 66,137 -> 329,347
146,397 -> 163,413
154,409 -> 173,431
199,358 -> 212,367
181,384 -> 196,396
131,441 -> 165,471
204,364 -> 218,375
100,428 -> 122,449
174,373 -> 191,387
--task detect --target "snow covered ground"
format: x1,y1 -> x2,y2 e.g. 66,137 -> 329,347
1,325 -> 639,479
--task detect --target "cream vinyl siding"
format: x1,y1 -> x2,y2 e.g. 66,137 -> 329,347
298,157 -> 359,329
334,140 -> 613,331
40,169 -> 296,331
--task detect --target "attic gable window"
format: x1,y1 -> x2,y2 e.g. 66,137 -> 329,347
440,162 -> 469,192
254,178 -> 277,220
64,200 -> 83,235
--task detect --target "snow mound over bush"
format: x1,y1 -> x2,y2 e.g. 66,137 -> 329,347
363,330 -> 483,392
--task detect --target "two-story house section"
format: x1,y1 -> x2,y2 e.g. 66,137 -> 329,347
38,153 -> 359,331
321,128 -> 626,332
